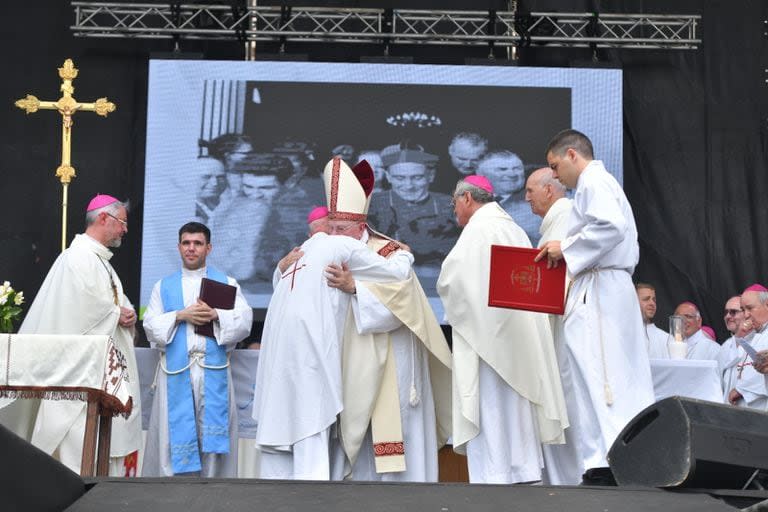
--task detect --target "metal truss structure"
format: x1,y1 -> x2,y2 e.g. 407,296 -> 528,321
71,2 -> 701,50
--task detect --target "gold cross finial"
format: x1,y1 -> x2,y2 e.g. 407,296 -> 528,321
14,59 -> 117,252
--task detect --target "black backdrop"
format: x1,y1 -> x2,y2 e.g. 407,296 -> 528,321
1,1 -> 766,340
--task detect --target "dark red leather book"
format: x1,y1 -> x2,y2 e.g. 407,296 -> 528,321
488,245 -> 567,315
194,277 -> 237,339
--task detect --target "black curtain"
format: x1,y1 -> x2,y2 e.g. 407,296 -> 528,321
1,0 -> 766,340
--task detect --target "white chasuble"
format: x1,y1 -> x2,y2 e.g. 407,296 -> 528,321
14,234 -> 142,474
437,202 -> 568,484
337,234 -> 452,482
720,330 -> 768,410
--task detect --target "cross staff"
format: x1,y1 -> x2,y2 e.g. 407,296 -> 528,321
15,59 -> 116,252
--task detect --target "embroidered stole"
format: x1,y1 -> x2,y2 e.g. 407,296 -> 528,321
367,240 -> 406,473
161,267 -> 230,474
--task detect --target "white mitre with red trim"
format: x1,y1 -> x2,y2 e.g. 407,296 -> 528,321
323,156 -> 375,221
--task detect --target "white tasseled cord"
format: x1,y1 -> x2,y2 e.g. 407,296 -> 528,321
408,332 -> 420,407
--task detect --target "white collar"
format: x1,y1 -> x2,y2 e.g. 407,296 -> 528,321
539,197 -> 571,236
73,233 -> 113,261
182,266 -> 207,278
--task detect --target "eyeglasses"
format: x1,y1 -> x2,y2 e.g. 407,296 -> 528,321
680,313 -> 699,320
451,192 -> 467,207
329,223 -> 359,235
724,309 -> 742,316
106,213 -> 128,227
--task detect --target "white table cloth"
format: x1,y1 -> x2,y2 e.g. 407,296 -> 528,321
650,358 -> 723,404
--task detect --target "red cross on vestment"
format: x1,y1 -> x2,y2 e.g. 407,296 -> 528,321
281,261 -> 306,291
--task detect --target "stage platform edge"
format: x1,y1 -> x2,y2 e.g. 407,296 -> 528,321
65,477 -> 768,512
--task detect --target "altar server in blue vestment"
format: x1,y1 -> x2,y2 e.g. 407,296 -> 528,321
143,222 -> 253,477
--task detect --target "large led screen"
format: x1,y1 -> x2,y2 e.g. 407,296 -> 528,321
142,60 -> 622,315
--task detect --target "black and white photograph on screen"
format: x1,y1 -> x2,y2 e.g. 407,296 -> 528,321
214,80 -> 570,293
141,61 -> 623,312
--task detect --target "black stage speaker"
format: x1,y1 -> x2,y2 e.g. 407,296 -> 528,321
0,424 -> 85,511
607,396 -> 768,489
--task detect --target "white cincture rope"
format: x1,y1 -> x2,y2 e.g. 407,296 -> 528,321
152,349 -> 231,392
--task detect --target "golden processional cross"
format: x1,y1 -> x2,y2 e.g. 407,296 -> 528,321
15,59 -> 116,252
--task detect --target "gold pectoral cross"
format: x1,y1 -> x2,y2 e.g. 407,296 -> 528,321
15,59 -> 116,252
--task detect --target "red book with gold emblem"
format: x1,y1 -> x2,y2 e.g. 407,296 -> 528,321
488,245 -> 567,315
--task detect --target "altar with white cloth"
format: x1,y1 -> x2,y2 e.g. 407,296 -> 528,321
136,347 -> 260,477
650,359 -> 723,404
0,334 -> 133,476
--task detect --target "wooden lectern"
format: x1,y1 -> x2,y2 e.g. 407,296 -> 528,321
0,334 -> 133,476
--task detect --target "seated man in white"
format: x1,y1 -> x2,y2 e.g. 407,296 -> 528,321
674,301 -> 720,361
636,283 -> 669,359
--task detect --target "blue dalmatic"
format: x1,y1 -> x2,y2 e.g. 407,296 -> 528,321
160,267 -> 230,474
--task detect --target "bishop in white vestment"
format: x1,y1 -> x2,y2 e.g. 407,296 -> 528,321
722,286 -> 768,410
538,131 -> 655,484
328,228 -> 452,482
12,196 -> 142,476
720,333 -> 768,409
142,222 -> 252,477
527,167 -> 573,339
438,175 -> 568,484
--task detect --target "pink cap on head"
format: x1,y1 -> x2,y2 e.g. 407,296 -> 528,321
464,175 -> 494,194
680,301 -> 698,309
307,206 -> 329,224
86,194 -> 119,212
701,325 -> 716,341
744,283 -> 768,293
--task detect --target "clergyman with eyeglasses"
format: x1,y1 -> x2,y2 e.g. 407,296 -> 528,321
16,194 -> 143,476
717,293 -> 763,408
672,301 -> 720,360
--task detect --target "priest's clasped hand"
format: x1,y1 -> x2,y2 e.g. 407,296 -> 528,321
176,299 -> 219,326
534,240 -> 563,269
119,306 -> 137,328
325,263 -> 356,294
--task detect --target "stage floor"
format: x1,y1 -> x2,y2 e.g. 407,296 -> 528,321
66,478 -> 756,512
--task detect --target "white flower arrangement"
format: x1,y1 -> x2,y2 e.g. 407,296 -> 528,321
0,281 -> 25,333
